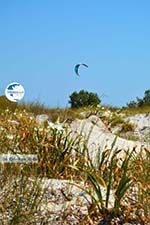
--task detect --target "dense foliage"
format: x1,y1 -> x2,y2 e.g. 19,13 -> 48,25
127,89 -> 150,107
69,89 -> 101,108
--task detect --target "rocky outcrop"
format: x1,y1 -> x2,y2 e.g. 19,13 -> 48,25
127,114 -> 150,143
69,115 -> 146,166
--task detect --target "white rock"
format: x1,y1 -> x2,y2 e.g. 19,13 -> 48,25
36,114 -> 49,124
69,115 -> 146,166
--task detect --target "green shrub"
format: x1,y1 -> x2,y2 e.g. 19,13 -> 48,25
69,90 -> 101,108
121,122 -> 135,132
109,115 -> 124,127
127,89 -> 150,108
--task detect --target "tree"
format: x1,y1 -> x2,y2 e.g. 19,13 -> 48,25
126,89 -> 150,108
127,100 -> 137,108
143,89 -> 150,104
69,90 -> 101,108
136,97 -> 144,107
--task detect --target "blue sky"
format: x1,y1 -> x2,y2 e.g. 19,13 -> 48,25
0,0 -> 150,107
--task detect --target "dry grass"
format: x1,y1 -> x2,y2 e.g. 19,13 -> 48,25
122,104 -> 150,116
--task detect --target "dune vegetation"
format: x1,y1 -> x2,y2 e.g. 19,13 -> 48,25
0,96 -> 149,225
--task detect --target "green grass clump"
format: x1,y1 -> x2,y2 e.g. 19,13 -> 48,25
70,145 -> 150,224
109,115 -> 124,127
120,121 -> 136,133
0,171 -> 44,225
130,148 -> 150,219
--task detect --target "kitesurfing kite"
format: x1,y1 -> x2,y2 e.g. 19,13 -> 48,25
74,63 -> 88,76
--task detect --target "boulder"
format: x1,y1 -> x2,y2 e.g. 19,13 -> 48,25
69,115 -> 146,166
127,114 -> 150,143
36,114 -> 49,125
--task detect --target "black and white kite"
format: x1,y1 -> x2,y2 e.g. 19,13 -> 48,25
74,63 -> 88,76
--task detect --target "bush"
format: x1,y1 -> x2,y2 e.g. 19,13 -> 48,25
69,90 -> 101,108
127,89 -> 150,108
121,122 -> 135,132
127,100 -> 137,108
109,115 -> 124,127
